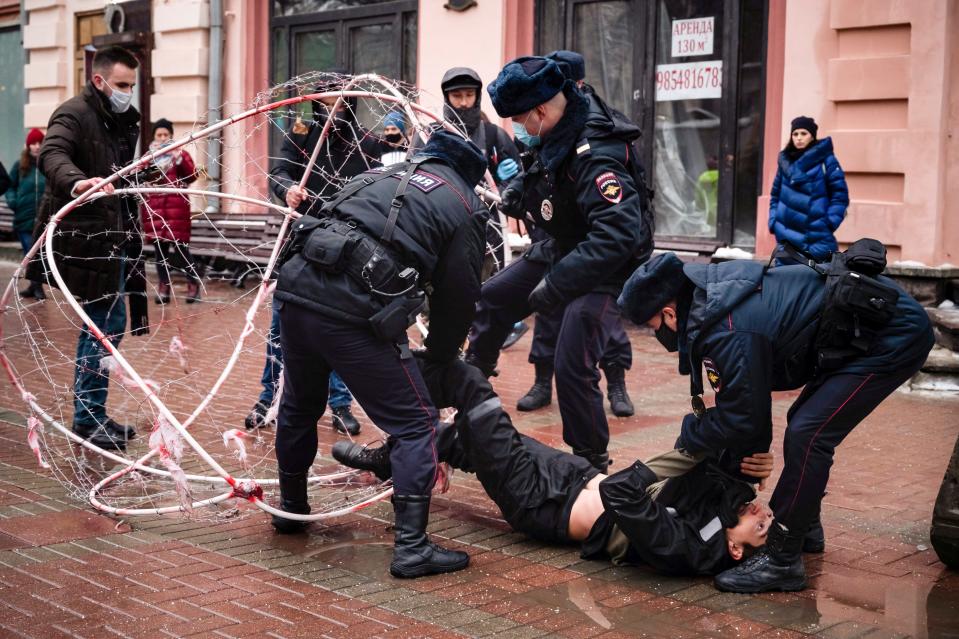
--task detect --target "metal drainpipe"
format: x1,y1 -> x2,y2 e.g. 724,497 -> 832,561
205,0 -> 224,214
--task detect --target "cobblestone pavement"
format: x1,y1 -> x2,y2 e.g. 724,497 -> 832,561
0,264 -> 957,638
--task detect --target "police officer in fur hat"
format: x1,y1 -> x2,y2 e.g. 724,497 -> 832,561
618,252 -> 933,593
271,129 -> 490,579
512,50 -> 637,420
464,56 -> 654,472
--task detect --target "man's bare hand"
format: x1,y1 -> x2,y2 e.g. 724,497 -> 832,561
740,451 -> 774,480
286,184 -> 308,209
73,177 -> 115,196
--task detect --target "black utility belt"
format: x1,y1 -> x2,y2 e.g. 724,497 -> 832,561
293,217 -> 426,343
296,217 -> 421,298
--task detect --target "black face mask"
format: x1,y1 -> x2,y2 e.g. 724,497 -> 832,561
446,103 -> 481,134
385,132 -> 404,144
654,316 -> 679,352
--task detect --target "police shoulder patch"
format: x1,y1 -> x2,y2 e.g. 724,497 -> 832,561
595,171 -> 623,204
703,357 -> 722,393
389,169 -> 446,193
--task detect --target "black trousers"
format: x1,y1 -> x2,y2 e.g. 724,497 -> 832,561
152,239 -> 199,284
420,359 -> 598,544
276,301 -> 438,496
467,256 -> 623,454
529,304 -> 632,370
769,359 -> 926,533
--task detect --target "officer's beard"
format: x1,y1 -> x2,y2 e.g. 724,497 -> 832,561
445,103 -> 481,136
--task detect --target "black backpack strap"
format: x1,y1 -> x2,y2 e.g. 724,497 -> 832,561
776,242 -> 827,275
381,157 -> 427,244
319,162 -> 410,216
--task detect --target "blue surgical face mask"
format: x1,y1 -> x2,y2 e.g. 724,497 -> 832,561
512,113 -> 543,148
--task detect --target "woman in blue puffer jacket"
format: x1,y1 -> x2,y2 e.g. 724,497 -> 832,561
768,116 -> 849,263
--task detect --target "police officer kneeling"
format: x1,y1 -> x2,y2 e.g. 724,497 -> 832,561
272,129 -> 490,579
618,248 -> 934,592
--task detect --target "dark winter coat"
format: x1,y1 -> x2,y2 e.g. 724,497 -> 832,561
673,261 -> 934,468
275,133 -> 490,361
141,151 -> 197,243
6,159 -> 46,233
269,115 -> 381,215
768,137 -> 849,261
583,460 -> 741,576
29,83 -> 142,304
508,86 -> 654,301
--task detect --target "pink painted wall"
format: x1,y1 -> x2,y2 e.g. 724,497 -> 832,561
761,0 -> 959,265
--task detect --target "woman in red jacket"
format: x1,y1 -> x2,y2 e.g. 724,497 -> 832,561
141,118 -> 200,303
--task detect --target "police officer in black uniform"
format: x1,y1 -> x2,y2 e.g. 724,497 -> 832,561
618,251 -> 934,592
514,50 -> 636,418
465,56 -> 654,472
272,129 -> 490,579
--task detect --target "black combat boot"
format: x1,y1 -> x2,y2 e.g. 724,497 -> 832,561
390,495 -> 469,578
604,366 -> 634,417
517,362 -> 552,412
463,352 -> 498,378
803,516 -> 825,553
574,448 -> 610,473
271,470 -> 311,534
331,405 -> 361,436
331,440 -> 392,481
714,522 -> 807,593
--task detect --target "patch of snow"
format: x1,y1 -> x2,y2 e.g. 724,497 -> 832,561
712,247 -> 753,260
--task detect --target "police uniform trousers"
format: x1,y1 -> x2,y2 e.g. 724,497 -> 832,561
420,360 -> 599,544
276,300 -> 438,496
529,304 -> 632,371
467,256 -> 623,455
768,355 -> 927,534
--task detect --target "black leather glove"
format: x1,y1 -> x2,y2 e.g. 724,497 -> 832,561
528,277 -> 563,315
498,184 -> 525,219
463,352 -> 498,378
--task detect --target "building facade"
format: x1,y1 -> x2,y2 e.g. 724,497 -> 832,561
14,0 -> 959,264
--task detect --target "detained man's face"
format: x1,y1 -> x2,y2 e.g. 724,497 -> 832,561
726,501 -> 773,560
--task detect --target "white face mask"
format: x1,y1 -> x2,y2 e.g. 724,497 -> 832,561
101,77 -> 133,113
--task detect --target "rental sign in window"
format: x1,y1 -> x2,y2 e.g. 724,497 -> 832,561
657,16 -> 722,102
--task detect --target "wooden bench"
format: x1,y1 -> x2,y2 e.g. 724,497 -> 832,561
0,202 -> 14,236
143,210 -> 287,288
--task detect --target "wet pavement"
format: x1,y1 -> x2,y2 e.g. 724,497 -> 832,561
0,262 -> 957,638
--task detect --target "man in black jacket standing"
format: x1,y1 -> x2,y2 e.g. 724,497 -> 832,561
465,56 -> 654,472
272,130 -> 490,579
618,252 -> 934,592
32,46 -> 146,451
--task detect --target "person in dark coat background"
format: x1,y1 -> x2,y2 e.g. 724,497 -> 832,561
140,118 -> 200,304
7,128 -> 47,300
769,116 -> 849,263
618,252 -> 934,593
246,72 -> 377,435
29,46 -> 148,452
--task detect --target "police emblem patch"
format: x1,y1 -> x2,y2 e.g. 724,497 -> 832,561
540,199 -> 553,221
703,358 -> 722,392
595,171 -> 623,204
